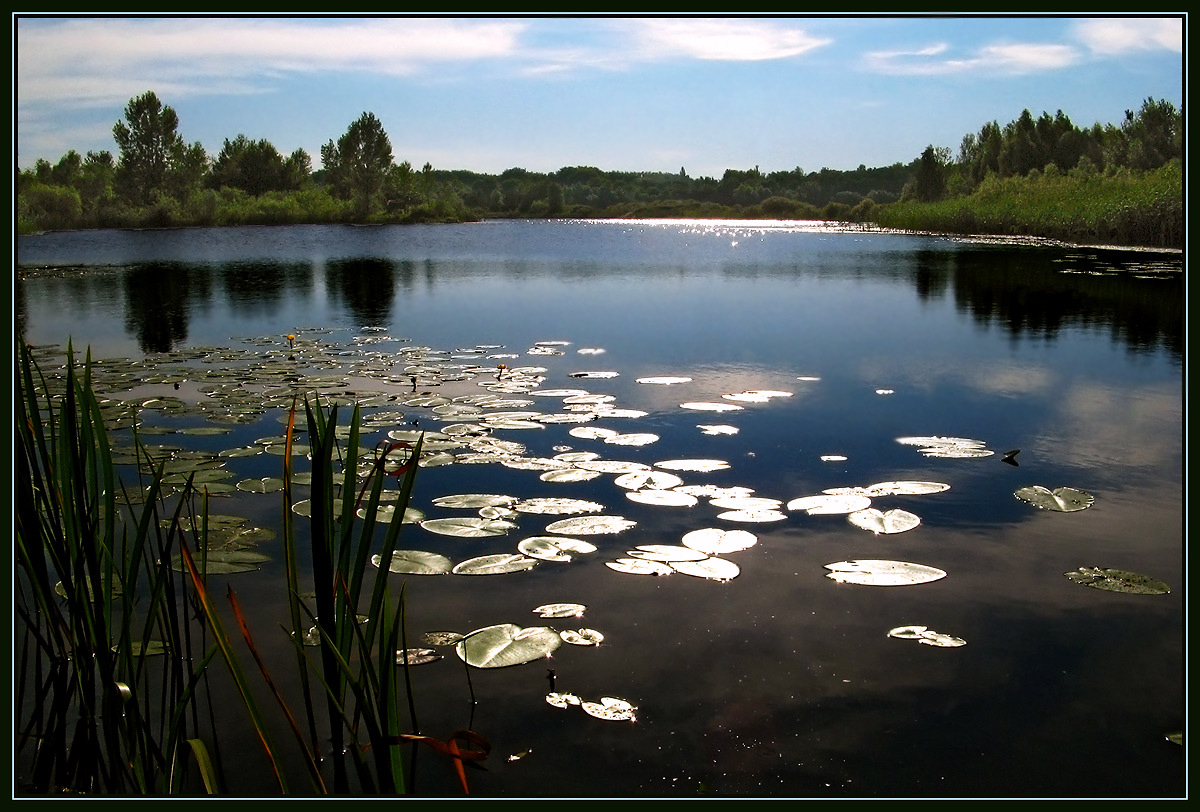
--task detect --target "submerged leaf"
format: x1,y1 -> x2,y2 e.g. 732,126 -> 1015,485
1063,567 -> 1170,594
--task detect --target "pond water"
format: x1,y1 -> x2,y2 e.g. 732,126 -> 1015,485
14,220 -> 1185,798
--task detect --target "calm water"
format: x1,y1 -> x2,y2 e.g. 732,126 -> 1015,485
14,220 -> 1185,798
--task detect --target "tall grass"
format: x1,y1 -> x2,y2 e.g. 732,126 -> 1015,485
15,337 -> 460,796
875,161 -> 1182,249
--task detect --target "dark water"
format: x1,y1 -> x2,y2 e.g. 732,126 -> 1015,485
14,220 -> 1185,798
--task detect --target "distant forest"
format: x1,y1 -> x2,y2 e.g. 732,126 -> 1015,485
16,91 -> 1183,248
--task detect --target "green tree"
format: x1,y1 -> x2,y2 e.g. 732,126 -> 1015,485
209,135 -> 309,196
112,91 -> 182,203
321,112 -> 393,217
904,145 -> 948,202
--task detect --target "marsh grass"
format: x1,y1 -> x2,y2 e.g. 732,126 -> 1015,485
15,338 -> 461,796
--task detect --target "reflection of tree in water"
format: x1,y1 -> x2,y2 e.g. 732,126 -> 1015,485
221,261 -> 315,314
325,258 -> 412,327
124,263 -> 209,353
912,247 -> 1183,363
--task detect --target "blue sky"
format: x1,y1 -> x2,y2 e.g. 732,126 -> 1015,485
13,14 -> 1185,178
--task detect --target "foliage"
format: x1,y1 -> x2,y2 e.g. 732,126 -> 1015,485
112,91 -> 207,206
321,112 -> 394,217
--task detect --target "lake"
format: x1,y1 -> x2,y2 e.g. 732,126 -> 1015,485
14,219 -> 1185,798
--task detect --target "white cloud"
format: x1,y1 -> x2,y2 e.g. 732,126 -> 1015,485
626,18 -> 832,62
865,40 -> 1080,76
1072,17 -> 1183,55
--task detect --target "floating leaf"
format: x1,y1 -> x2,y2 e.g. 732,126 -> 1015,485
432,493 -> 516,509
546,515 -> 637,535
847,508 -> 921,534
575,459 -> 651,474
455,623 -> 562,668
396,648 -> 443,665
717,509 -> 787,523
709,496 -> 781,511
533,603 -> 587,618
680,401 -> 743,412
636,376 -> 692,385
452,554 -> 539,575
514,497 -> 605,515
888,625 -> 966,647
422,630 -> 465,646
540,468 -> 603,482
864,481 -> 950,496
518,536 -> 598,562
655,459 -> 730,472
627,545 -> 710,562
613,471 -> 684,490
1015,486 -> 1095,513
235,477 -> 285,493
580,697 -> 637,722
371,550 -> 453,575
605,558 -> 673,576
825,560 -> 947,586
681,528 -> 757,554
560,629 -> 605,646
604,432 -> 659,446
1063,567 -> 1170,594
786,493 -> 873,515
697,424 -> 739,435
569,426 -> 619,440
546,692 -> 583,708
625,489 -> 698,507
670,557 -> 740,581
421,517 -> 516,537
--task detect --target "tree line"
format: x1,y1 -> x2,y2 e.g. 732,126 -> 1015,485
16,90 -> 1183,248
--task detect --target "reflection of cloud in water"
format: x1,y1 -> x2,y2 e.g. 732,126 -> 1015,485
1034,380 -> 1182,473
621,362 -> 817,415
857,356 -> 1055,398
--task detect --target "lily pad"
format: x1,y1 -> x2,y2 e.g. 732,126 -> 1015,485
680,401 -> 743,412
825,559 -> 947,586
514,497 -> 605,515
847,508 -> 922,534
627,545 -> 710,562
455,623 -> 562,668
581,696 -> 637,721
452,554 -> 539,575
518,536 -> 598,562
670,557 -> 740,581
605,558 -> 674,576
636,376 -> 692,385
432,493 -> 516,509
421,517 -> 516,537
371,550 -> 453,575
864,481 -> 950,496
540,468 -> 603,482
614,471 -> 685,490
717,509 -> 788,523
546,691 -> 583,708
560,628 -> 605,646
888,625 -> 967,647
533,603 -> 587,618
655,459 -> 730,472
681,528 -> 757,554
604,432 -> 659,446
396,648 -> 443,665
1015,486 -> 1095,513
787,493 -> 873,515
1063,567 -> 1170,594
545,515 -> 637,535
236,477 -> 285,493
422,630 -> 465,646
626,489 -> 699,507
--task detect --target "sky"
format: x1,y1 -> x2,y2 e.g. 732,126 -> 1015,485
12,13 -> 1186,179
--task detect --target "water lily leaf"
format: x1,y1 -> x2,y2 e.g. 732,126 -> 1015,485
371,550 -> 453,575
568,426 -> 619,440
421,517 -> 516,537
546,692 -> 583,708
580,697 -> 637,721
1015,486 -> 1095,512
605,558 -> 673,576
455,623 -> 562,668
560,628 -> 605,646
576,459 -> 652,474
709,496 -> 782,511
172,549 -> 270,573
717,509 -> 788,523
864,481 -> 950,496
503,457 -> 573,471
432,493 -> 516,509
540,468 -> 603,482
220,446 -> 263,458
680,401 -> 743,412
626,489 -> 699,507
636,376 -> 692,385
888,625 -> 966,647
545,515 -> 637,535
568,370 -> 619,379
514,497 -> 605,515
236,477 -> 285,493
358,504 -> 425,524
681,528 -> 757,554
825,559 -> 947,586
614,471 -> 684,490
655,459 -> 730,472
422,631 -> 465,646
396,648 -> 443,665
604,432 -> 659,446
452,554 -> 539,575
1063,567 -> 1170,594
723,390 -> 792,402
698,424 -> 739,435
418,451 -> 457,467
787,493 -> 873,514
627,545 -> 710,562
479,505 -> 519,520
518,536 -> 598,562
848,508 -> 921,534
553,451 -> 601,462
886,625 -> 930,639
533,603 -> 587,618
671,557 -> 740,581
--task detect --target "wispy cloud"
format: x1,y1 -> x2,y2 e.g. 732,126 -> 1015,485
1071,16 -> 1183,55
16,17 -> 528,108
625,18 -> 833,62
865,40 -> 1081,76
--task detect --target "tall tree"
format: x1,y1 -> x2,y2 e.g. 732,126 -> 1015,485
905,145 -> 948,202
321,112 -> 393,217
112,91 -> 206,204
